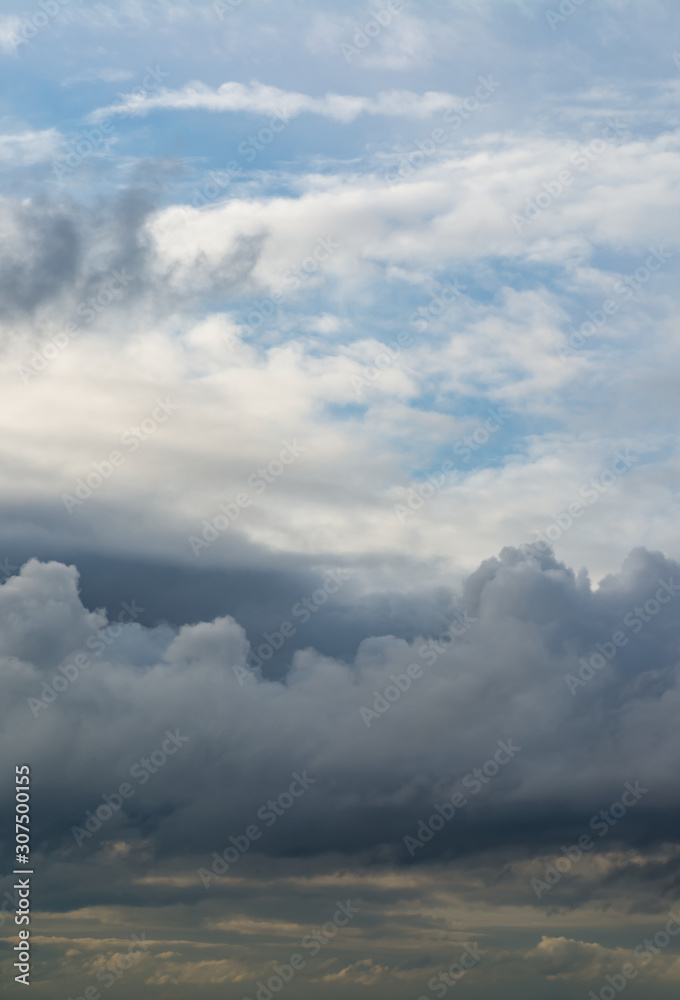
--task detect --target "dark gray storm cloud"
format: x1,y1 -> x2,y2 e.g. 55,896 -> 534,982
0,200 -> 81,317
0,189 -> 264,332
1,543 -> 679,904
0,191 -> 156,343
0,501 -> 454,671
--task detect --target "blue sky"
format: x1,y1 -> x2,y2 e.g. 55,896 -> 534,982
1,2 -> 680,998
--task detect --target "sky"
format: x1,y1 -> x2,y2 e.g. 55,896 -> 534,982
0,0 -> 679,997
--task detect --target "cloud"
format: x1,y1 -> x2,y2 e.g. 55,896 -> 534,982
89,79 -> 460,123
0,16 -> 24,55
0,128 -> 61,166
0,197 -> 82,316
2,544 -> 680,878
0,188 -> 158,318
523,933 -> 680,984
0,1 -> 678,996
317,958 -> 387,984
304,9 -> 437,71
0,559 -> 105,669
62,68 -> 136,86
0,138 -> 677,590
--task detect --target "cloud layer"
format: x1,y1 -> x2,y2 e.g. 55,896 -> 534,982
1,1 -> 679,995
2,544 -> 679,876
91,80 -> 462,123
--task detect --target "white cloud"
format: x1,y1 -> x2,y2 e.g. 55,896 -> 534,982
0,15 -> 23,55
0,559 -> 106,668
89,79 -> 460,123
63,68 -> 135,86
0,128 -> 61,166
1,126 -> 679,583
147,129 -> 680,284
305,10 -> 436,70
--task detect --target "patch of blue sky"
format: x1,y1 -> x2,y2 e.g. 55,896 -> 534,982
322,401 -> 374,423
395,425 -> 528,486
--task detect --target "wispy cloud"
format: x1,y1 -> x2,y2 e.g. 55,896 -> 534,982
0,15 -> 23,54
63,67 -> 136,86
0,128 -> 61,165
89,79 -> 460,123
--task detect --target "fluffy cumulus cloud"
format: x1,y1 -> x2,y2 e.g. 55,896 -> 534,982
1,0 -> 680,997
2,544 -> 679,870
0,158 -> 676,594
2,545 -> 680,997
